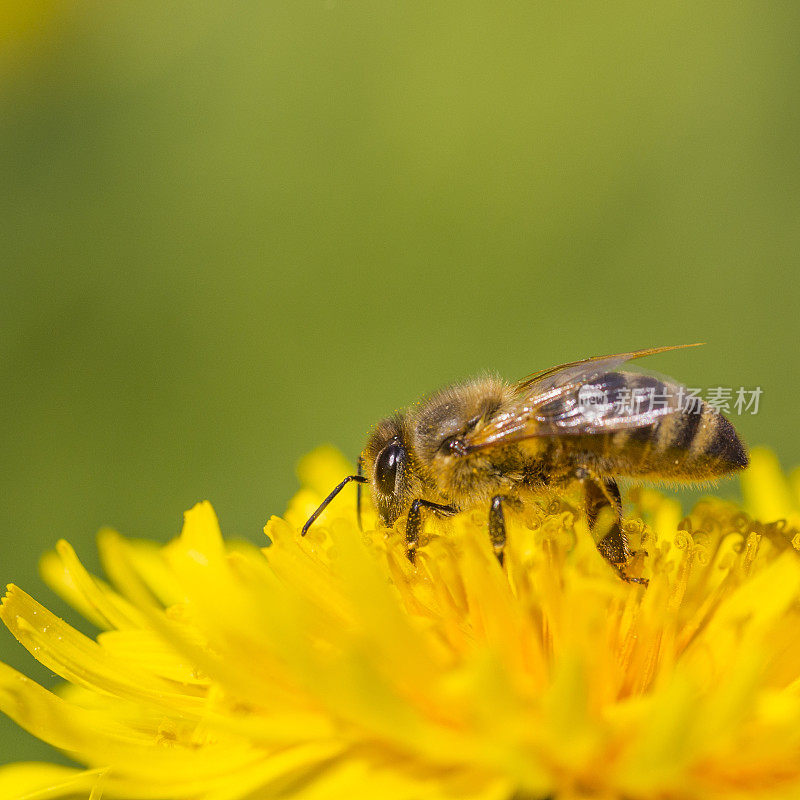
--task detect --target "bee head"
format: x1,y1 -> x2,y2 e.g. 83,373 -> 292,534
363,417 -> 415,526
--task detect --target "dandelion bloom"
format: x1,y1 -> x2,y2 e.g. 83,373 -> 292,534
2,446 -> 800,799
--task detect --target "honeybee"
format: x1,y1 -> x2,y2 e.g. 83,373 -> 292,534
303,345 -> 748,581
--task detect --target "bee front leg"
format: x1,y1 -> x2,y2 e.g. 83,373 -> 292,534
355,456 -> 365,532
405,499 -> 457,563
489,495 -> 507,567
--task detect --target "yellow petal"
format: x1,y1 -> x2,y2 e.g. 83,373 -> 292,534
0,763 -> 106,800
741,447 -> 795,521
0,585 -> 205,711
3,447 -> 800,799
40,539 -> 147,631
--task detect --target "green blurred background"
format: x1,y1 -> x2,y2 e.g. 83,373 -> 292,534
2,1 -> 800,765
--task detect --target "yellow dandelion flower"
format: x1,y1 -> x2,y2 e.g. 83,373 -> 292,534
3,445 -> 800,799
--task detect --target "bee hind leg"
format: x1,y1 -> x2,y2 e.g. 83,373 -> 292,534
579,472 -> 648,587
405,499 -> 457,563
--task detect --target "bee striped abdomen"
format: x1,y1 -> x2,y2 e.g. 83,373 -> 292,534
669,404 -> 703,450
562,372 -> 748,481
692,405 -> 748,466
619,403 -> 748,480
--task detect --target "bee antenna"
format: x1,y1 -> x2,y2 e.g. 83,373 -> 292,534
301,474 -> 368,536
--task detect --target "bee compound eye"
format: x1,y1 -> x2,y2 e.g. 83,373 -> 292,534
375,442 -> 405,496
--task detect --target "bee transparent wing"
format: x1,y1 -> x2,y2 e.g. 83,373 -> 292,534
515,343 -> 701,394
466,345 -> 699,451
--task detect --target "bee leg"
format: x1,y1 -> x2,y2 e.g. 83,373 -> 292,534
405,499 -> 457,563
583,475 -> 624,551
356,456 -> 364,532
579,472 -> 648,586
489,495 -> 507,567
